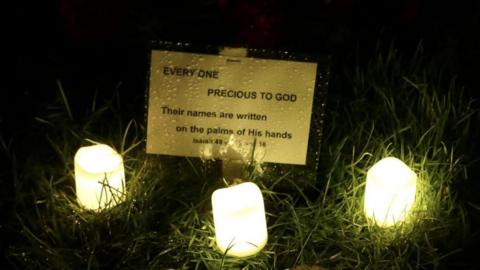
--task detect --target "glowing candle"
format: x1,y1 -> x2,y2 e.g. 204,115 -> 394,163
364,157 -> 417,227
211,182 -> 268,257
74,144 -> 125,211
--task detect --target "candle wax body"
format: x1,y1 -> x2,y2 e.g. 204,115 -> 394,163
74,144 -> 125,211
212,182 -> 268,257
364,157 -> 417,227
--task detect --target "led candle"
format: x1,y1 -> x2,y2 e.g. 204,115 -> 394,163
364,157 -> 417,227
211,182 -> 268,257
74,144 -> 125,211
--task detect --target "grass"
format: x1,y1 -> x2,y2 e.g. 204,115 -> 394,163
3,43 -> 480,269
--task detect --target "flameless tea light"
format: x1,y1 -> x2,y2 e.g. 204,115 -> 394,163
74,144 -> 126,211
211,182 -> 268,257
364,157 -> 417,227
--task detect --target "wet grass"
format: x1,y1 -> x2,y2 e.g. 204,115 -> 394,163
3,44 -> 480,269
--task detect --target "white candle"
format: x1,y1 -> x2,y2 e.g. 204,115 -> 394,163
364,157 -> 417,227
74,144 -> 125,211
211,182 -> 268,257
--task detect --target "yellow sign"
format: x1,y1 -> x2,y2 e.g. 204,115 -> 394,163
147,50 -> 317,165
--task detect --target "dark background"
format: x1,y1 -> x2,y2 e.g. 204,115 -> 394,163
10,0 -> 480,133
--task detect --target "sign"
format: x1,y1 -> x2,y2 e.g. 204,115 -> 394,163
147,50 -> 318,165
